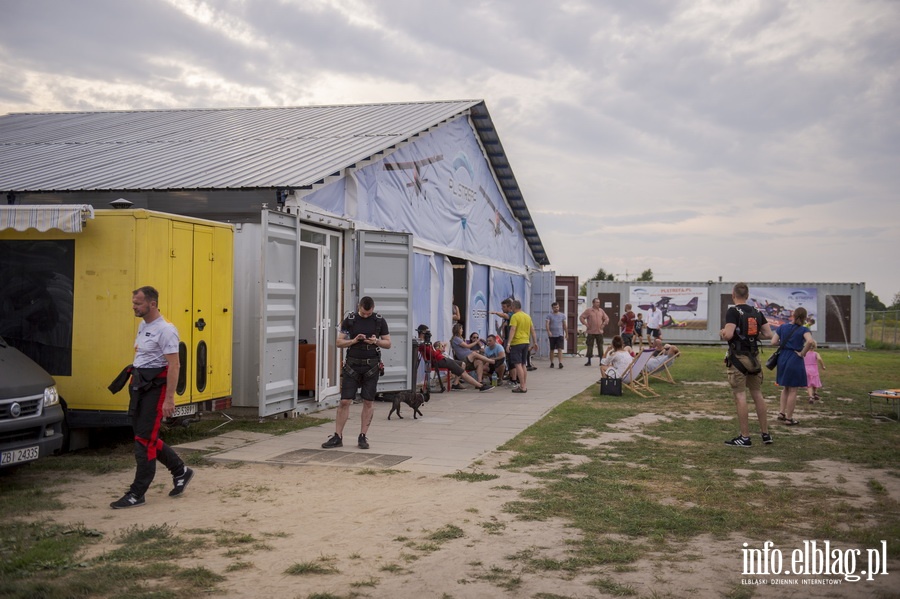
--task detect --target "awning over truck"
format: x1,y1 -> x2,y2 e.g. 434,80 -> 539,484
0,204 -> 95,233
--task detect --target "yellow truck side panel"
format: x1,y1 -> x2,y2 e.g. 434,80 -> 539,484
0,209 -> 233,416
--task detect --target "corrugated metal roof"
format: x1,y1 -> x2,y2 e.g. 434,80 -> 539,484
0,100 -> 548,265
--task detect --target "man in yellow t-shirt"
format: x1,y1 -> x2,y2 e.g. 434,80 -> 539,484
505,300 -> 537,393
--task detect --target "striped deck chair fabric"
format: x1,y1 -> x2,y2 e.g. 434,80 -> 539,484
620,349 -> 659,398
647,353 -> 679,384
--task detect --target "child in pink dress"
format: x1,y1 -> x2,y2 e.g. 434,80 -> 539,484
804,350 -> 825,402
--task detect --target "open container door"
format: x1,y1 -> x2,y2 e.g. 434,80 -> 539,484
258,210 -> 301,417
356,231 -> 414,393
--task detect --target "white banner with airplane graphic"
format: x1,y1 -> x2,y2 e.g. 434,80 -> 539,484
747,286 -> 818,331
353,116 -> 534,271
630,286 -> 709,330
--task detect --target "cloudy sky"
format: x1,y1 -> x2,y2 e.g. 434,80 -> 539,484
2,0 -> 898,302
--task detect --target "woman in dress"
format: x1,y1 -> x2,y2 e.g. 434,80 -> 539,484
770,307 -> 816,425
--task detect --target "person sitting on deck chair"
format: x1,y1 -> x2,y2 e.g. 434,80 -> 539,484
645,339 -> 680,374
600,335 -> 633,380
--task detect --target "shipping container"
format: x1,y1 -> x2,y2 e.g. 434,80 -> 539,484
0,206 -> 234,446
584,280 -> 865,348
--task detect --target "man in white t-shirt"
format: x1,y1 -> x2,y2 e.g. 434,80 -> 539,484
110,286 -> 193,509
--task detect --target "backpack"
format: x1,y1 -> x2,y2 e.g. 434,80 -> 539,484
728,305 -> 763,375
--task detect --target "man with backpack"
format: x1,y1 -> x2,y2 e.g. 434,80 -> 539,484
720,282 -> 774,447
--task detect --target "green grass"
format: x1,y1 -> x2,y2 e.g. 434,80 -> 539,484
285,555 -> 340,576
0,347 -> 896,596
444,470 -> 499,482
0,521 -> 237,598
498,347 -> 900,575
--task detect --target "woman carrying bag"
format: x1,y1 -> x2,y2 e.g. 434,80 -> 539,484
770,307 -> 816,425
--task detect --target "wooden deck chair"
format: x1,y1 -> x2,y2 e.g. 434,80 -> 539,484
647,353 -> 679,384
620,349 -> 659,398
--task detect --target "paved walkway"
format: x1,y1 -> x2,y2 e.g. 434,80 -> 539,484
175,357 -> 601,474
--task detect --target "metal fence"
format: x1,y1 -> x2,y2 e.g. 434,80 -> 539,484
866,310 -> 900,345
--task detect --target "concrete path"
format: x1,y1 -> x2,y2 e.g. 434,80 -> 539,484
175,357 -> 602,474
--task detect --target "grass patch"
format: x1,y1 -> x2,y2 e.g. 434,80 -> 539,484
428,524 -> 465,542
444,470 -> 499,482
497,347 -> 900,576
284,555 -> 340,576
0,520 -> 229,597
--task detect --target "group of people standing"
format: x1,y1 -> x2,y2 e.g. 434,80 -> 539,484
579,298 -> 666,365
111,282 -> 830,512
721,282 -> 823,447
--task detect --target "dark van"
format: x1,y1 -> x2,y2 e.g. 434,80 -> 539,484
0,335 -> 65,468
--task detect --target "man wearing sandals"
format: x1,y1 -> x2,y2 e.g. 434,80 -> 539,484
720,283 -> 774,447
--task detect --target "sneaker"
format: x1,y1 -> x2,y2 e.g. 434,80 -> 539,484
169,467 -> 194,497
479,384 -> 494,392
322,433 -> 343,448
508,380 -> 519,388
724,435 -> 752,447
110,492 -> 145,509
584,360 -> 592,366
357,434 -> 369,450
451,383 -> 464,390
558,363 -> 564,369
549,363 -> 555,368
527,365 -> 537,371
761,433 -> 773,445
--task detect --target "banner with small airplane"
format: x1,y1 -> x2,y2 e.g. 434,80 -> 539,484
630,286 -> 709,330
352,117 -> 534,271
746,287 -> 818,330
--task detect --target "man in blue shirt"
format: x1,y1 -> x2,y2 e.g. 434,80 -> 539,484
482,334 -> 506,384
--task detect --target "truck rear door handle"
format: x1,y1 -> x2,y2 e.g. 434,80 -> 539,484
195,318 -> 206,331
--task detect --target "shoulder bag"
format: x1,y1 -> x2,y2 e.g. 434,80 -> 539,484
766,325 -> 798,371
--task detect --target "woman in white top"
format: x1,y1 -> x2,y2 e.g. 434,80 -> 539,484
600,335 -> 632,379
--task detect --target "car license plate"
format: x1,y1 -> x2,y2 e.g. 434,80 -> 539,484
172,403 -> 197,418
0,445 -> 40,466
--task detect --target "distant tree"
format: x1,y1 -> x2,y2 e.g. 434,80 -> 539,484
593,268 -> 615,281
580,267 -> 615,295
892,292 -> 900,310
866,291 -> 886,311
637,269 -> 653,282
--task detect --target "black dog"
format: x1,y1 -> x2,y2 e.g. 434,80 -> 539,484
388,391 -> 424,420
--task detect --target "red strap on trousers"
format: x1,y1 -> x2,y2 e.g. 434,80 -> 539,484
134,370 -> 168,461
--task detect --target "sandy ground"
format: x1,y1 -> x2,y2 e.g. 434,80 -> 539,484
39,418 -> 900,598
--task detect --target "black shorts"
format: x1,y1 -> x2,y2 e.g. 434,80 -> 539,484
508,344 -> 529,366
549,336 -> 564,350
341,361 -> 379,401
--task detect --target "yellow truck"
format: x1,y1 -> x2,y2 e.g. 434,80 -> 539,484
0,206 -> 233,448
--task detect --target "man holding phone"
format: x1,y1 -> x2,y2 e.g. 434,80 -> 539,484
322,296 -> 391,450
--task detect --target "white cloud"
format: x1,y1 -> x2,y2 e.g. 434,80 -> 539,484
0,0 -> 897,299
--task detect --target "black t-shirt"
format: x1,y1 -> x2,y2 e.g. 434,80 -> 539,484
726,304 -> 767,353
341,312 -> 389,359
